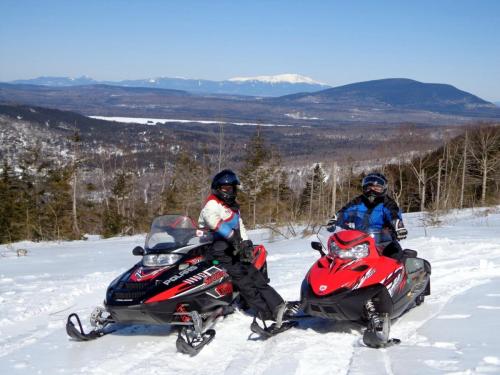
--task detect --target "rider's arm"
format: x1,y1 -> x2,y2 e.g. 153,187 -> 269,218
382,197 -> 403,226
199,200 -> 233,239
336,198 -> 360,229
383,198 -> 407,239
238,216 -> 249,241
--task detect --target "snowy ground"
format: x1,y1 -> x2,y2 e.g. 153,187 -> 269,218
89,116 -> 293,127
1,208 -> 500,374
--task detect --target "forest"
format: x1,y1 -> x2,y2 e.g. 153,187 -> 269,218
0,124 -> 499,244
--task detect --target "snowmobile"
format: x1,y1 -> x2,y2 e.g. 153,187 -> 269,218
300,227 -> 431,348
66,214 -> 269,356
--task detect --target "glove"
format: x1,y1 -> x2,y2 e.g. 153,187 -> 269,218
240,240 -> 255,263
392,219 -> 408,240
228,230 -> 243,256
326,215 -> 337,232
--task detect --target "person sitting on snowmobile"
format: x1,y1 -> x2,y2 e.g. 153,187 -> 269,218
198,169 -> 295,329
326,172 -> 408,259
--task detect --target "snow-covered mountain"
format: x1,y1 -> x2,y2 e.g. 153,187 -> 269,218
228,73 -> 324,85
1,207 -> 500,374
9,74 -> 331,97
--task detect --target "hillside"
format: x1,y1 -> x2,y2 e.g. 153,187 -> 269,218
0,103 -> 461,171
279,78 -> 498,116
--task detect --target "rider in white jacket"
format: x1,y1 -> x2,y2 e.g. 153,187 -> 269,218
199,169 -> 292,328
198,194 -> 248,243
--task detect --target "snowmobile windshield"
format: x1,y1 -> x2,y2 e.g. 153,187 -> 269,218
367,229 -> 393,248
314,226 -> 392,254
145,215 -> 212,252
315,226 -> 333,252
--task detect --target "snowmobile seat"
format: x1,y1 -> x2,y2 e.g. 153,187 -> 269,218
403,249 -> 418,258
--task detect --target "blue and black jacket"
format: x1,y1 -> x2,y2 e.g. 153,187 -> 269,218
336,195 -> 403,240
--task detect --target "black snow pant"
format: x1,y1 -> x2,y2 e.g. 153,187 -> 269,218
210,240 -> 284,321
382,239 -> 403,260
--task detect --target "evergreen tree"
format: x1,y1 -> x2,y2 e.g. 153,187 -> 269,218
239,130 -> 275,228
38,166 -> 74,240
102,170 -> 131,237
299,164 -> 327,222
161,151 -> 207,218
0,161 -> 26,243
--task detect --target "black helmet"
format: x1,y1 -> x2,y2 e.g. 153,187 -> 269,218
362,172 -> 388,201
211,169 -> 240,203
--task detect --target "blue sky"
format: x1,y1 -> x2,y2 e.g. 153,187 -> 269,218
1,0 -> 499,100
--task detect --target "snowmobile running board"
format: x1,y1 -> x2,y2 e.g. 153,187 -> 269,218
66,313 -> 114,341
250,316 -> 298,339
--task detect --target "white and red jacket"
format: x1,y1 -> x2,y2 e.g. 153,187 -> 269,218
198,194 -> 248,241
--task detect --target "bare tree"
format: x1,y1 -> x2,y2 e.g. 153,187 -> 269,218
330,161 -> 337,215
435,158 -> 443,211
70,131 -> 81,238
469,126 -> 500,205
460,131 -> 468,208
410,157 -> 429,212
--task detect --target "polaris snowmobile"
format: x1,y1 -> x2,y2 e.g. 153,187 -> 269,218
300,227 -> 431,348
66,215 -> 269,356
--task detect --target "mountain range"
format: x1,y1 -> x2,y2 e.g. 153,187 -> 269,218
7,74 -> 330,97
1,78 -> 499,126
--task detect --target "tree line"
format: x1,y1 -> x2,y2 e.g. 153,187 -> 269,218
0,124 -> 498,244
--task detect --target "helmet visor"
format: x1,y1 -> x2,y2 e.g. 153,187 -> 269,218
364,184 -> 385,193
220,185 -> 236,194
362,175 -> 387,189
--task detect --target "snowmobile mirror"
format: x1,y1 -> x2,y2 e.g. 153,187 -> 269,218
132,246 -> 145,256
311,241 -> 325,255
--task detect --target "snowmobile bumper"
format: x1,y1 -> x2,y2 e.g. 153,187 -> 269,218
105,301 -> 177,325
300,282 -> 392,321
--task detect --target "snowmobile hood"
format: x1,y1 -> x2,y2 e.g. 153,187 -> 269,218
308,255 -> 402,297
331,230 -> 371,247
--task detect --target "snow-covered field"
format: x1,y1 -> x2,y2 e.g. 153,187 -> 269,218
89,116 -> 293,127
1,208 -> 500,374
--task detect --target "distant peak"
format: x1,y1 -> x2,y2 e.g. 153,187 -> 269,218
228,74 -> 325,85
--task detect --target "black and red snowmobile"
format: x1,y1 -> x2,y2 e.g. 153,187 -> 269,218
66,214 -> 269,355
300,227 -> 431,348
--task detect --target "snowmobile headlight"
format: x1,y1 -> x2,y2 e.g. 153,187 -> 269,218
331,242 -> 369,260
143,253 -> 182,267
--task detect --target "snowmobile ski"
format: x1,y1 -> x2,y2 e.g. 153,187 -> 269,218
176,327 -> 216,356
66,313 -> 114,341
362,314 -> 400,348
250,316 -> 298,339
362,332 -> 401,348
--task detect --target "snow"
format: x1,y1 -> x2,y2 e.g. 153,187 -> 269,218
228,73 -> 325,85
89,116 -> 293,127
1,208 -> 500,374
284,112 -> 321,120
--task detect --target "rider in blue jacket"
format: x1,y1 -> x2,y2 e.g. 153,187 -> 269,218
327,173 -> 408,259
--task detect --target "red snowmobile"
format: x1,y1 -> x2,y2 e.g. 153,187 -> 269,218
300,227 -> 431,348
66,215 -> 269,355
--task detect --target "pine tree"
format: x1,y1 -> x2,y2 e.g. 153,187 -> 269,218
38,166 -> 74,240
0,161 -> 26,243
161,151 -> 207,219
102,170 -> 131,237
239,130 -> 275,228
299,164 -> 327,222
